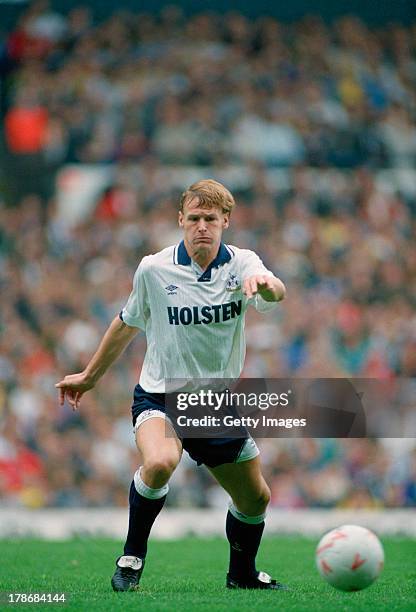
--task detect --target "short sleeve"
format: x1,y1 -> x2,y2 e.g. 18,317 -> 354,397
241,250 -> 274,279
241,249 -> 278,313
120,264 -> 149,329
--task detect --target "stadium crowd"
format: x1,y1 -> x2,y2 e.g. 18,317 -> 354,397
0,3 -> 415,509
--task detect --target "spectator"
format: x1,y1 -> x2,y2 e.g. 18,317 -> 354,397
0,6 -> 415,509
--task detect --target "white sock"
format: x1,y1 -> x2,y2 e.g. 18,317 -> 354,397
228,501 -> 266,524
133,467 -> 169,499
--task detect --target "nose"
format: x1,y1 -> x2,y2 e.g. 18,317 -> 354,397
196,219 -> 208,232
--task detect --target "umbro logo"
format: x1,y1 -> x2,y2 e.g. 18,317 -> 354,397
165,284 -> 178,295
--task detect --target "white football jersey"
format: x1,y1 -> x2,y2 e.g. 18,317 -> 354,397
121,241 -> 278,392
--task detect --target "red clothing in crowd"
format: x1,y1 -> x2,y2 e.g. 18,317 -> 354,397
5,106 -> 49,154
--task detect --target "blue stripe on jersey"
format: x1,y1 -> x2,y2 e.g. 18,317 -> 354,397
176,240 -> 191,265
175,241 -> 234,281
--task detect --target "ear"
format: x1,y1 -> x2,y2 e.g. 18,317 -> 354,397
223,214 -> 230,229
178,211 -> 184,227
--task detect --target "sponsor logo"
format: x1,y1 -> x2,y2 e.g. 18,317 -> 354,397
167,300 -> 242,325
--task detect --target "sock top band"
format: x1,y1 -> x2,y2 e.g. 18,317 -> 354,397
134,467 -> 169,499
228,502 -> 266,525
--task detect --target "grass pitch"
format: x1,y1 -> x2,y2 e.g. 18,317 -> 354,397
1,537 -> 415,611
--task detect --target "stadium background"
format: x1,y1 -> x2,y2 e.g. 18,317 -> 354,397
0,0 -> 415,528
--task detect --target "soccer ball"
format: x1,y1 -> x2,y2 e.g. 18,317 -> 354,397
315,524 -> 384,591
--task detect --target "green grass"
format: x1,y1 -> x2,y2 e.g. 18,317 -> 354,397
0,537 -> 415,611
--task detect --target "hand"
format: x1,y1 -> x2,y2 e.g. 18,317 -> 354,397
242,275 -> 286,302
55,372 -> 95,411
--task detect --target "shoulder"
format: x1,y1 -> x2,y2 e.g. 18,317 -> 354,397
227,244 -> 273,277
136,245 -> 176,273
226,245 -> 261,262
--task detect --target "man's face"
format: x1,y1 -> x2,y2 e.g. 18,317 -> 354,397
179,197 -> 229,253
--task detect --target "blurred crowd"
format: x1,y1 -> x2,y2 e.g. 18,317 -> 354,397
0,2 -> 415,509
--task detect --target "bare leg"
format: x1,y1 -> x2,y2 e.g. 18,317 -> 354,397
135,417 -> 182,487
209,456 -> 270,515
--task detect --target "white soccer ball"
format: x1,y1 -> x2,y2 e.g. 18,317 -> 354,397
315,524 -> 384,591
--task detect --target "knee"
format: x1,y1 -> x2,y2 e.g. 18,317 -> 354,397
143,455 -> 178,485
260,484 -> 271,510
236,484 -> 271,516
254,484 -> 271,513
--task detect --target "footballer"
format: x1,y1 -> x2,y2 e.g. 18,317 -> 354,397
56,179 -> 287,592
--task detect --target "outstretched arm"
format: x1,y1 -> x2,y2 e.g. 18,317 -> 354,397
55,315 -> 139,410
243,275 -> 286,302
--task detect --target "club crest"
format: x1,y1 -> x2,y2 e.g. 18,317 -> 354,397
225,273 -> 240,291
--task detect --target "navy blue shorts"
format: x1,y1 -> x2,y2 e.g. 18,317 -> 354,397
131,384 -> 254,468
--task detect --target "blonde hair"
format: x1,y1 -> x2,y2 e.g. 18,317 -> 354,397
179,179 -> 235,215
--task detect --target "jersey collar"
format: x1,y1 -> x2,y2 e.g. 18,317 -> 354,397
174,240 -> 234,281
